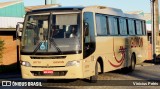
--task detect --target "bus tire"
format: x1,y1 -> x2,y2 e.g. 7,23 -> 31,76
90,62 -> 98,83
129,54 -> 136,72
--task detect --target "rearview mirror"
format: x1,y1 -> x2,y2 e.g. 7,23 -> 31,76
16,22 -> 23,39
84,22 -> 89,36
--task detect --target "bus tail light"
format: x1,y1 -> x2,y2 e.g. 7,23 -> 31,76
21,61 -> 31,67
66,60 -> 80,67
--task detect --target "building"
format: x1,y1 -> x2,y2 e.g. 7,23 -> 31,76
0,0 -> 25,72
144,13 -> 160,60
25,4 -> 60,12
25,0 -> 60,12
0,0 -> 25,29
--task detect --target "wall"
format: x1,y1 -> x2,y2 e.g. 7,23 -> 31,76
0,31 -> 18,72
0,36 -> 17,65
0,17 -> 24,28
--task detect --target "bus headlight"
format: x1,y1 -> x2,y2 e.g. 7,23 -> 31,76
66,60 -> 80,66
21,61 -> 31,67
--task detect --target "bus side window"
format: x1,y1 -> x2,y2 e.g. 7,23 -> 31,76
135,20 -> 143,35
108,16 -> 119,35
142,21 -> 146,35
128,19 -> 135,35
95,14 -> 108,36
119,18 -> 127,35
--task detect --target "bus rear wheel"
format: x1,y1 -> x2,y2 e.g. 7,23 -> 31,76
90,62 -> 98,83
129,54 -> 136,72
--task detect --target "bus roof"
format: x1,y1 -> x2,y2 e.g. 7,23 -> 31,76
31,6 -> 144,20
32,6 -> 84,12
83,6 -> 144,20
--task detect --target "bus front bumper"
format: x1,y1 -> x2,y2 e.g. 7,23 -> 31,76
21,65 -> 84,79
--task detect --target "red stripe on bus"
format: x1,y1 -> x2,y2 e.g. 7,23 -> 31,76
113,52 -> 125,63
108,58 -> 124,68
110,37 -> 125,68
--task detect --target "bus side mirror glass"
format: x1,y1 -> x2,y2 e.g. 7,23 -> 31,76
16,22 -> 23,39
84,22 -> 89,36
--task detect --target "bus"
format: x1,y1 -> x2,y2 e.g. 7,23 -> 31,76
16,6 -> 148,82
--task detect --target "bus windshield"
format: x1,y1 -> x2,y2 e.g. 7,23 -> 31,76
21,12 -> 81,55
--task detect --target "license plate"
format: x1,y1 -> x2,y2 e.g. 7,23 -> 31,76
43,70 -> 53,74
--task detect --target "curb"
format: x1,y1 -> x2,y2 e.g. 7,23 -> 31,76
141,63 -> 155,66
136,63 -> 155,67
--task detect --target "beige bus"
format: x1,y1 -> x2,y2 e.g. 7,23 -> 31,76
17,6 -> 148,82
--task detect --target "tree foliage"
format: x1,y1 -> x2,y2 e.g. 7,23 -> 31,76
0,39 -> 5,61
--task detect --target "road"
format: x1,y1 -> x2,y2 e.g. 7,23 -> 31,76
0,63 -> 160,89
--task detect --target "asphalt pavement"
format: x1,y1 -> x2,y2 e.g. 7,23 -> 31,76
0,61 -> 160,89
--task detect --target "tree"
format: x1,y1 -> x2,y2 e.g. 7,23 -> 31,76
0,39 -> 5,63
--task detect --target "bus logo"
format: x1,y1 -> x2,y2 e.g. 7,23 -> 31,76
40,42 -> 46,50
131,37 -> 143,48
2,81 -> 11,86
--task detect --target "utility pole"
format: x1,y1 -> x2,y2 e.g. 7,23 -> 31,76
151,0 -> 159,63
45,0 -> 47,5
45,0 -> 57,5
155,0 -> 160,63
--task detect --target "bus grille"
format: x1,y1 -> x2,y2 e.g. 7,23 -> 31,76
30,71 -> 67,76
32,66 -> 65,68
30,56 -> 66,59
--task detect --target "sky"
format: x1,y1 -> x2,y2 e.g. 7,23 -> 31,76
0,0 -> 159,13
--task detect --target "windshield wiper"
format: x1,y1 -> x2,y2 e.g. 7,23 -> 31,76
49,38 -> 63,54
33,41 -> 43,55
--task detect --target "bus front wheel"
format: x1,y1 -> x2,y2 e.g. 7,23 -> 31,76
90,62 -> 98,83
